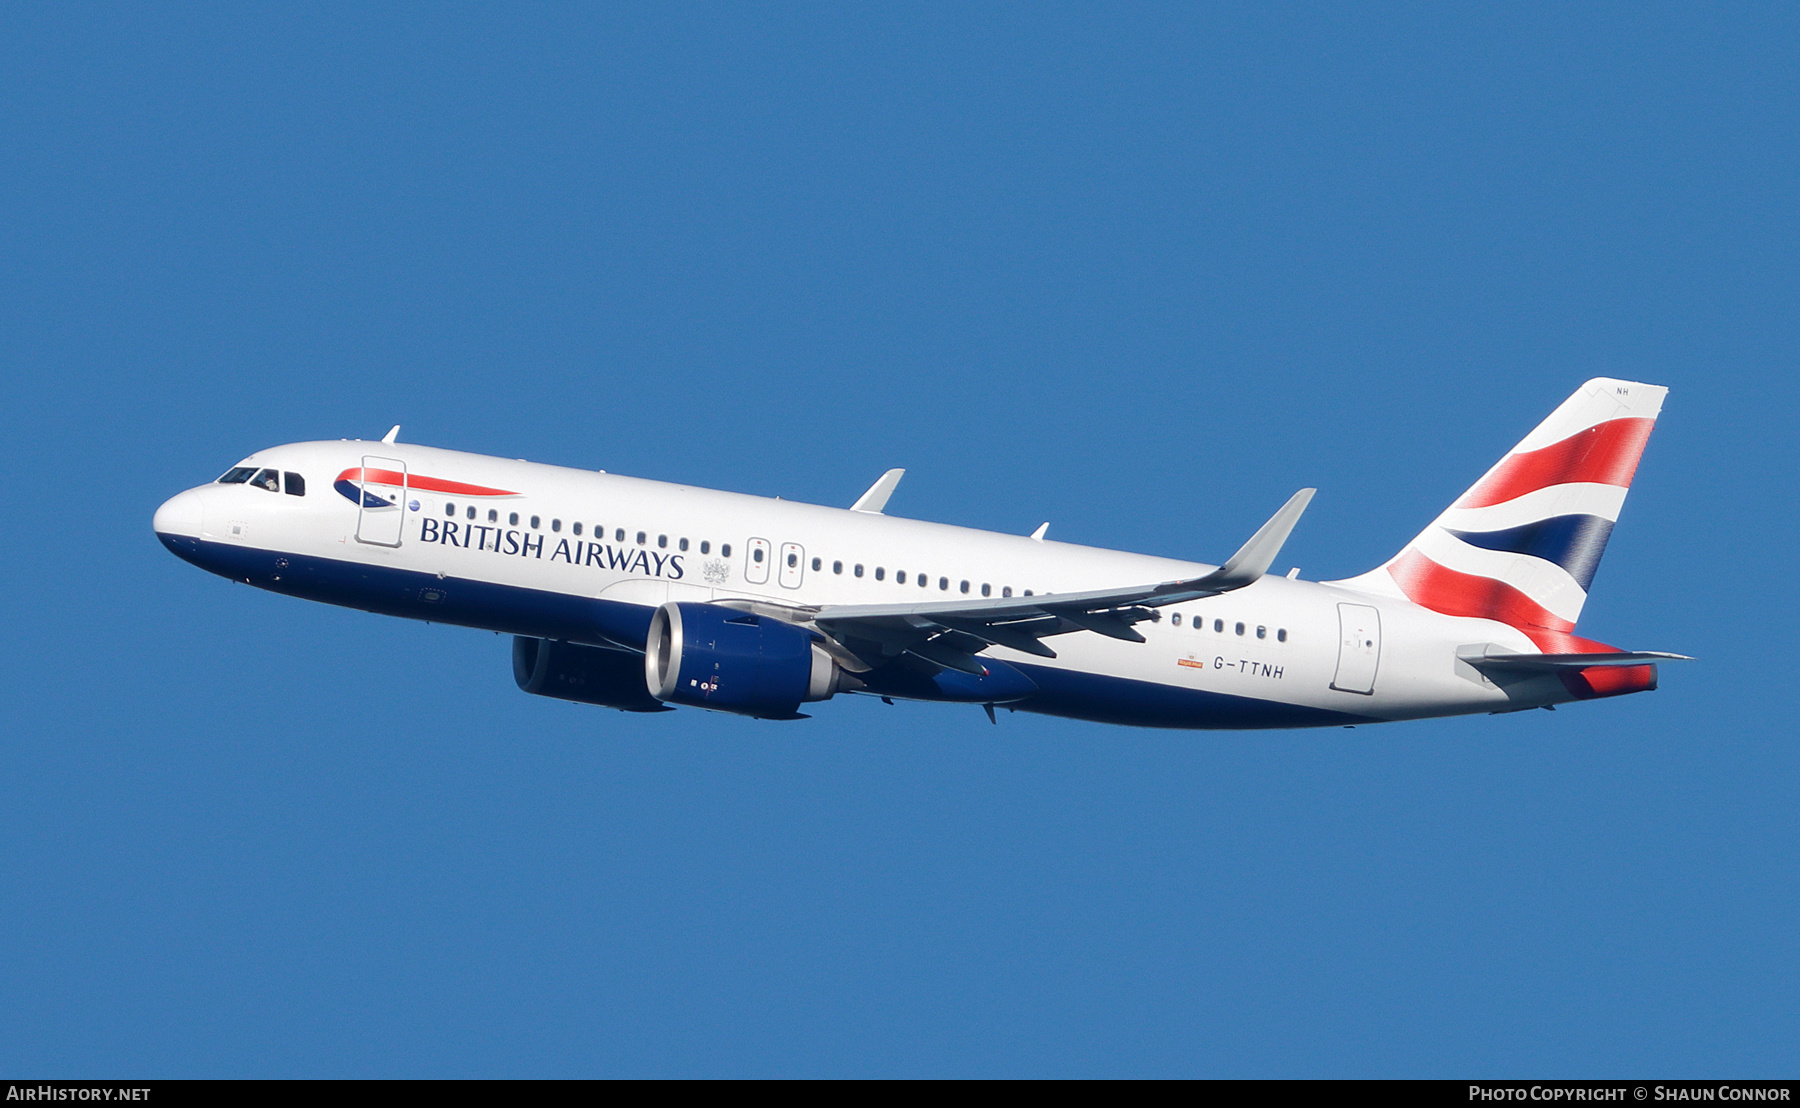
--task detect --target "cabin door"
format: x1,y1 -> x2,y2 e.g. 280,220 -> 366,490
1331,603 -> 1382,695
354,455 -> 408,548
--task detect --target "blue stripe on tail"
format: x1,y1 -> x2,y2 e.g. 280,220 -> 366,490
1445,514 -> 1616,590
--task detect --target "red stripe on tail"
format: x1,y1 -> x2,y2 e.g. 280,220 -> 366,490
1387,548 -> 1574,646
1386,549 -> 1655,698
1454,417 -> 1654,509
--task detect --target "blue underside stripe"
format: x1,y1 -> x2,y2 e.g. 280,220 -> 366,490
1445,513 -> 1615,590
157,533 -> 1377,731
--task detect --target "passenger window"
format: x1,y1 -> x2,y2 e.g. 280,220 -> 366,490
530,516 -> 541,529
509,512 -> 519,526
854,564 -> 863,577
875,567 -> 885,581
1256,626 -> 1266,639
896,570 -> 906,584
1277,628 -> 1288,643
787,552 -> 798,568
253,468 -> 280,492
218,467 -> 256,484
488,509 -> 497,522
754,547 -> 765,564
1024,590 -> 1033,596
636,531 -> 646,545
283,472 -> 305,496
1002,587 -> 1012,597
679,538 -> 689,552
833,561 -> 843,574
812,557 -> 822,571
920,574 -> 930,588
616,529 -> 625,542
700,541 -> 710,554
552,519 -> 561,532
1172,613 -> 1182,626
1235,622 -> 1245,636
722,544 -> 732,558
1215,619 -> 1224,632
959,580 -> 968,593
981,583 -> 991,596
573,522 -> 582,535
468,506 -> 477,520
658,535 -> 667,548
446,503 -> 456,517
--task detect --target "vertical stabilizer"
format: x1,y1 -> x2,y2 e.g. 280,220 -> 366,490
1335,378 -> 1667,652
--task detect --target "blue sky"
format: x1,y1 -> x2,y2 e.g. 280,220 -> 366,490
1,3 -> 1795,1077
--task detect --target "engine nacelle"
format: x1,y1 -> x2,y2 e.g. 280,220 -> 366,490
645,602 -> 844,718
513,636 -> 672,712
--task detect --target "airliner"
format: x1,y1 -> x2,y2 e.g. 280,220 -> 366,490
153,378 -> 1685,728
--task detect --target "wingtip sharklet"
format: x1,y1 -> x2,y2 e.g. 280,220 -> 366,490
851,469 -> 905,513
1208,487 -> 1315,589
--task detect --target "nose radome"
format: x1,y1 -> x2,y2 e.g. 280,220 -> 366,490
153,488 -> 204,538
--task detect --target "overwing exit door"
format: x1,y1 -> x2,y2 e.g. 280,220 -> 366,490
744,537 -> 771,585
779,542 -> 805,588
1331,603 -> 1382,695
353,455 -> 407,547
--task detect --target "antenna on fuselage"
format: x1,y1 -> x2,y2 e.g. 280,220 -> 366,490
382,425 -> 400,445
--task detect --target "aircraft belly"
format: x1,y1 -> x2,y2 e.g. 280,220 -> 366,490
1007,663 -> 1376,730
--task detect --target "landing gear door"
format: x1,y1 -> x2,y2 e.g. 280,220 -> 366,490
354,455 -> 407,548
1331,603 -> 1381,695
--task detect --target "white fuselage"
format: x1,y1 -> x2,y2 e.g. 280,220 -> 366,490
153,439 -> 1580,729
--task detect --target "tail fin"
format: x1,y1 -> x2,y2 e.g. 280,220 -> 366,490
1337,378 -> 1667,653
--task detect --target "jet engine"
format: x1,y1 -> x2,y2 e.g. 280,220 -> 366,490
644,602 -> 848,718
513,636 -> 672,712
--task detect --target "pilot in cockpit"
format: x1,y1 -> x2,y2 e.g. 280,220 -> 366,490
217,466 -> 305,496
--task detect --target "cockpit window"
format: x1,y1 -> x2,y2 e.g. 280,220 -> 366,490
252,468 -> 281,492
283,472 -> 305,497
218,467 -> 257,484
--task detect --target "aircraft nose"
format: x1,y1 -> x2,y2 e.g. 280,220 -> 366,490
153,488 -> 204,538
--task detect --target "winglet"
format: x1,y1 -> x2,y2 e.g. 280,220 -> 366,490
382,425 -> 401,445
1206,488 -> 1315,590
851,469 -> 905,513
1030,522 -> 1049,541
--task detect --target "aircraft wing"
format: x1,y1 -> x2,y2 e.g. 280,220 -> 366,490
744,488 -> 1315,674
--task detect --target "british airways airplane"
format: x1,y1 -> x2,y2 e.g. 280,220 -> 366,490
153,378 -> 1685,729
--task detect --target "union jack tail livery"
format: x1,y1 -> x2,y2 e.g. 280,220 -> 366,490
1341,378 -> 1668,697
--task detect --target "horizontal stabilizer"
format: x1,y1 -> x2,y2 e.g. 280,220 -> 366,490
1458,645 -> 1692,671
